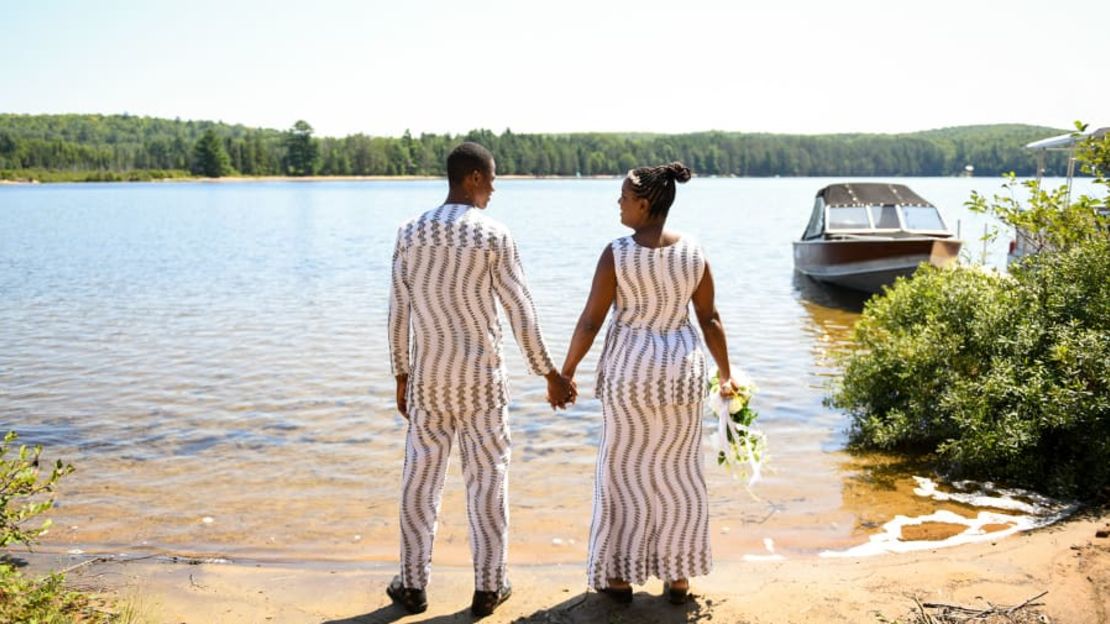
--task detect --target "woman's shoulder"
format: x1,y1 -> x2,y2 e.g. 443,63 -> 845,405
674,233 -> 705,253
606,236 -> 635,258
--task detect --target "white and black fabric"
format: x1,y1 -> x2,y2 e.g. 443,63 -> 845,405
388,203 -> 555,592
588,235 -> 713,589
389,203 -> 555,411
399,405 -> 511,592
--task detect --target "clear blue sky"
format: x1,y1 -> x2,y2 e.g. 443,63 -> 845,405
2,0 -> 1107,137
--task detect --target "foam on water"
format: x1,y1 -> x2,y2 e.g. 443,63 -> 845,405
742,537 -> 787,562
819,477 -> 1078,558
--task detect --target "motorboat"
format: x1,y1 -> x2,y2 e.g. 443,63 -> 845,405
793,183 -> 962,293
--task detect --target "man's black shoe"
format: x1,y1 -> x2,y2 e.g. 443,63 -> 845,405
471,580 -> 512,617
386,576 -> 428,614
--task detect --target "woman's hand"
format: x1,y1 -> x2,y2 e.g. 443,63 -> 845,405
718,375 -> 738,399
559,246 -> 616,404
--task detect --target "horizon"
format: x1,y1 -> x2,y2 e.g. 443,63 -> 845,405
3,0 -> 1107,138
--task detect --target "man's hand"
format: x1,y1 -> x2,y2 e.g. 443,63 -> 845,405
395,374 -> 409,419
545,370 -> 576,410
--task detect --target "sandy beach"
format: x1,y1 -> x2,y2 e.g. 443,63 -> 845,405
19,509 -> 1106,624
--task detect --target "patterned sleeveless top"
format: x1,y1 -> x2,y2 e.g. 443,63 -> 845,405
596,235 -> 709,407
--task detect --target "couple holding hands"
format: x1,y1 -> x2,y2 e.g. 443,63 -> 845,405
387,142 -> 738,617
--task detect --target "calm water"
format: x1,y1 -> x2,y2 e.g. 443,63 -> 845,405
0,177 -> 1095,565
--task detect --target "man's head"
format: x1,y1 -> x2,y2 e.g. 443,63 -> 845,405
446,142 -> 496,208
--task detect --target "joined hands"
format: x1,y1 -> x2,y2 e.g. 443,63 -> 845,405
545,371 -> 577,410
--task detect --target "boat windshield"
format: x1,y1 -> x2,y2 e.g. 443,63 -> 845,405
869,205 -> 901,229
901,205 -> 946,231
828,206 -> 870,229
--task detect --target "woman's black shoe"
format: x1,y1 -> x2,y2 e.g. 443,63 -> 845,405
471,580 -> 512,617
663,581 -> 688,605
386,576 -> 428,614
600,585 -> 633,604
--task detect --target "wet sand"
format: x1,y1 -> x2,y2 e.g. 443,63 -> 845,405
18,511 -> 1104,624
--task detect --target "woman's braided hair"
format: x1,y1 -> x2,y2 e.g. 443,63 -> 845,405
626,162 -> 693,218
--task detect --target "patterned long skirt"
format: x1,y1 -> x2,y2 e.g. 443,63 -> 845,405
587,400 -> 712,589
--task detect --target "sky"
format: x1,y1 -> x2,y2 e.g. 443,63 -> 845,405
2,0 -> 1107,138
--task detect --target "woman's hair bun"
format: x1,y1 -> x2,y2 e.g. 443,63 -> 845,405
665,162 -> 692,184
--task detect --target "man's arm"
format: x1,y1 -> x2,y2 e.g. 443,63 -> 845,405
491,230 -> 555,375
387,230 -> 411,417
492,231 -> 574,407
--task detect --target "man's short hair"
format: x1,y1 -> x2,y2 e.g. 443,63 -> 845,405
446,142 -> 494,186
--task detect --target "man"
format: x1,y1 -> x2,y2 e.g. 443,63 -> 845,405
386,142 -> 574,617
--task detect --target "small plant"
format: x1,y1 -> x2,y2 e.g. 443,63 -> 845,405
0,566 -> 111,623
0,432 -> 123,623
967,121 -> 1110,257
1,431 -> 74,550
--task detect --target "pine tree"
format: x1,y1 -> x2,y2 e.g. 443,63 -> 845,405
191,129 -> 232,177
284,120 -> 318,176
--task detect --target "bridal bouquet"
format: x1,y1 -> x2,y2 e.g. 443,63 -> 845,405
708,370 -> 768,487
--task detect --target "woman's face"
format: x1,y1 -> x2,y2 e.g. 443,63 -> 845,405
618,178 -> 648,228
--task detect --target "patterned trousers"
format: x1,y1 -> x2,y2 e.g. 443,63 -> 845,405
399,405 -> 511,591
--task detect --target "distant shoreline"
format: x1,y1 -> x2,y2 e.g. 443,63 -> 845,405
14,171 -> 1095,185
0,174 -> 625,185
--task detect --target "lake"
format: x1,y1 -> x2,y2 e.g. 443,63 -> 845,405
0,176 -> 1095,565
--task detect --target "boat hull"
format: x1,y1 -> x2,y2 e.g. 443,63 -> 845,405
792,238 -> 962,293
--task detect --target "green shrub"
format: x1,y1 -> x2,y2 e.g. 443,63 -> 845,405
0,432 -> 117,623
0,566 -> 114,624
832,239 -> 1110,498
1,431 -> 73,549
0,168 -> 191,183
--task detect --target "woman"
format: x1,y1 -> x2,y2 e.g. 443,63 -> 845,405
560,162 -> 738,604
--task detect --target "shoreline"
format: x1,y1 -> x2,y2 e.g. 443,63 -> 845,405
0,174 -> 622,185
21,510 -> 1110,623
8,173 -> 1077,185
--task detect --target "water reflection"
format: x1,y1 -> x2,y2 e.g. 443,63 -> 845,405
790,270 -> 869,313
1,178 -> 1077,564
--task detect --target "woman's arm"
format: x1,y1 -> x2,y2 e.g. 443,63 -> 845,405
560,246 -> 617,380
692,260 -> 735,391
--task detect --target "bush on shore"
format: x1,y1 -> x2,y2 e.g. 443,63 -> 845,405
0,431 -> 118,623
832,241 -> 1110,498
832,125 -> 1110,499
1,168 -> 190,183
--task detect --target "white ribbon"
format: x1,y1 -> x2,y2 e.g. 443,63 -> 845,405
708,392 -> 766,487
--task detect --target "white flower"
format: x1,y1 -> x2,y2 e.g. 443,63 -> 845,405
728,394 -> 744,414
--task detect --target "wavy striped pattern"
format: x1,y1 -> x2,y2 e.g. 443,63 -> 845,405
587,401 -> 712,588
589,234 -> 713,588
399,406 -> 511,591
388,203 -> 555,414
596,236 -> 708,407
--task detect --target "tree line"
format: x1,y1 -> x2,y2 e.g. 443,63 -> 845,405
0,114 -> 1072,179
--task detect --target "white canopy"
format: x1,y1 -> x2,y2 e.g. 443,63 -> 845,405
1025,127 -> 1109,151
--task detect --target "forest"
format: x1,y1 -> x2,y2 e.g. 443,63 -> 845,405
0,114 -> 1071,180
